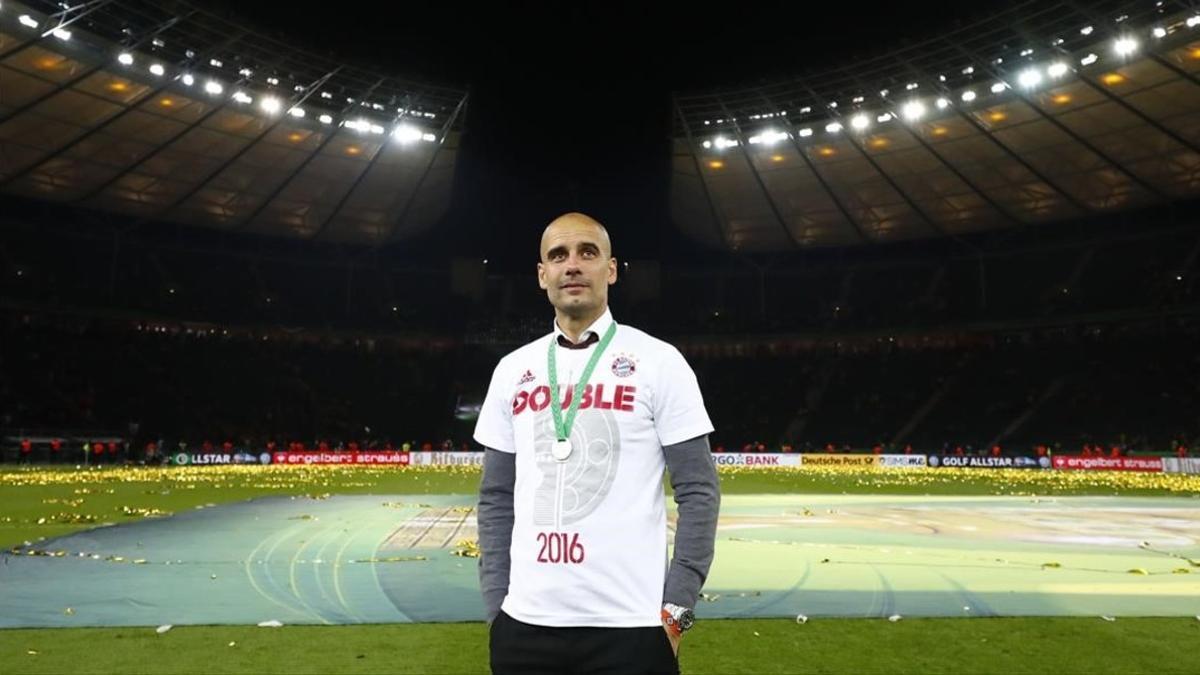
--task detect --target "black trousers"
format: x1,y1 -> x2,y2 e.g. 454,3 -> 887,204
489,611 -> 680,675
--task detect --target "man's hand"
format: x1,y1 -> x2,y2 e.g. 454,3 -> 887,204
662,621 -> 681,656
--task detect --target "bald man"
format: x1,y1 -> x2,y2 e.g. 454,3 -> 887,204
475,213 -> 720,674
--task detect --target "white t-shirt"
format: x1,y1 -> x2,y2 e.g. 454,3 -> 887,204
474,307 -> 714,627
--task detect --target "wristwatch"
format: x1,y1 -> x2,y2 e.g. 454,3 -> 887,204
661,602 -> 695,636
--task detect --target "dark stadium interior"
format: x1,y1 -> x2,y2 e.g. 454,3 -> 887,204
2,0 -> 1199,460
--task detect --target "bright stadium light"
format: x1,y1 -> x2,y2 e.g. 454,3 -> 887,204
758,129 -> 788,145
205,80 -> 224,95
702,140 -> 712,149
149,63 -> 165,76
901,100 -> 926,120
422,133 -> 436,142
117,52 -> 133,66
1080,25 -> 1093,36
1047,62 -> 1069,78
259,96 -> 281,113
1018,68 -> 1042,88
1152,27 -> 1166,39
961,66 -> 974,75
318,114 -> 333,124
1113,37 -> 1138,57
392,124 -> 422,143
1189,16 -> 1200,28
935,97 -> 950,109
876,113 -> 893,123
51,27 -> 71,41
825,122 -> 843,133
181,73 -> 195,86
232,91 -> 252,104
850,114 -> 870,130
18,14 -> 38,29
990,82 -> 1007,94
288,107 -> 305,118
1080,53 -> 1099,66
209,58 -> 223,68
798,128 -> 813,137
961,90 -> 977,102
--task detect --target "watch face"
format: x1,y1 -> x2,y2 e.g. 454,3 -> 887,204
678,609 -> 695,631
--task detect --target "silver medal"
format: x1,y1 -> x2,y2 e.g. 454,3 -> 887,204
552,439 -> 573,462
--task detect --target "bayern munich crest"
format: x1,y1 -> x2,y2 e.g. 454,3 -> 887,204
611,354 -> 637,377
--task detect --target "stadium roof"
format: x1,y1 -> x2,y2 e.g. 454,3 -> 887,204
0,0 -> 468,245
672,1 -> 1200,251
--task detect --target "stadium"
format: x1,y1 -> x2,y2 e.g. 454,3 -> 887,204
1,0 -> 1199,672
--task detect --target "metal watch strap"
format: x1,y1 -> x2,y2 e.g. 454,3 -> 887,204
662,602 -> 694,633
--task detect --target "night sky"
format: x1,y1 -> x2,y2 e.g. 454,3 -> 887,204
205,0 -> 1018,269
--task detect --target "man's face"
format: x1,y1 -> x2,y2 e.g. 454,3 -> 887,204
537,220 -> 617,318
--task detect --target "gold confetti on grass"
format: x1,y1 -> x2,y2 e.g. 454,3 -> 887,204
118,506 -> 170,518
713,465 -> 1200,495
36,513 -> 98,524
42,498 -> 85,507
14,462 -> 1193,497
451,539 -> 480,558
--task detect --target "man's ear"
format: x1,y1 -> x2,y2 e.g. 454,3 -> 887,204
537,261 -> 548,290
608,257 -> 618,285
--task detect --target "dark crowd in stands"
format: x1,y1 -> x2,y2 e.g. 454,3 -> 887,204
1,208 -> 1198,463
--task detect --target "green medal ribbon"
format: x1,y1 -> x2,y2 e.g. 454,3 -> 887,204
548,322 -> 618,445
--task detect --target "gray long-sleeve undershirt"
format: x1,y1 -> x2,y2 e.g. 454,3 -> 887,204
476,436 -> 720,622
477,448 -> 516,622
